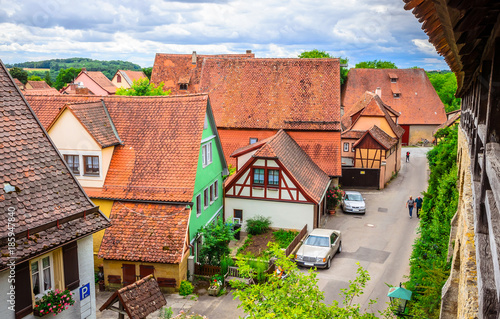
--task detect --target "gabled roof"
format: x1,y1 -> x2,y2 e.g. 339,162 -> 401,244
26,80 -> 51,89
342,68 -> 447,125
199,58 -> 341,131
48,101 -> 122,148
151,51 -> 255,95
99,275 -> 167,319
231,130 -> 331,204
343,91 -> 405,138
0,59 -> 110,270
433,110 -> 461,136
13,78 -> 24,89
354,125 -> 398,150
71,70 -> 117,94
114,70 -> 147,86
341,130 -> 365,139
98,202 -> 189,263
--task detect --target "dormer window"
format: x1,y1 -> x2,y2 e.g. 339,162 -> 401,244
393,93 -> 401,98
249,138 -> 258,144
180,83 -> 188,90
64,155 -> 80,174
391,78 -> 397,83
83,155 -> 99,176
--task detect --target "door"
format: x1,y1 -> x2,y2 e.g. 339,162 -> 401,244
122,264 -> 136,286
401,125 -> 410,146
139,265 -> 155,279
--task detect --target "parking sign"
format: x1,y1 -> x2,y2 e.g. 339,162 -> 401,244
80,283 -> 90,301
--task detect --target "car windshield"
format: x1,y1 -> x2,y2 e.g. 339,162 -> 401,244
346,193 -> 363,201
304,235 -> 329,247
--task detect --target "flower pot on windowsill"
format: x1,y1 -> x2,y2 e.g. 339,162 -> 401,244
208,285 -> 222,296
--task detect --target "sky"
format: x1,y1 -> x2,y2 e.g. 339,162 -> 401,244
0,0 -> 449,70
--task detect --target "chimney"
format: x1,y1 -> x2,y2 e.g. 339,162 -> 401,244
246,50 -> 252,54
192,51 -> 197,65
375,87 -> 381,97
81,68 -> 87,73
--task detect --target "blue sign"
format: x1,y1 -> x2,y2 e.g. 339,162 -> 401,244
80,283 -> 90,301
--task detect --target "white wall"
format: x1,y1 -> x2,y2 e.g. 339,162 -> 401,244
225,198 -> 314,232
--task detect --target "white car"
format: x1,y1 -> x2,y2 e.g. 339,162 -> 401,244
294,229 -> 342,269
342,191 -> 366,214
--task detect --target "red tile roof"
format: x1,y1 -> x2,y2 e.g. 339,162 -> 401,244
232,130 -> 331,203
98,202 -> 189,263
68,70 -> 117,94
342,68 -> 447,125
433,110 -> 460,136
22,87 -> 60,95
151,52 -> 255,95
13,78 -> 24,89
199,58 -> 341,131
355,125 -> 398,150
115,70 -> 147,86
26,80 -> 51,89
99,275 -> 167,319
341,130 -> 365,139
0,60 -> 110,270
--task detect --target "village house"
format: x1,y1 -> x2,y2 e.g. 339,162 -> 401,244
28,94 -> 227,289
340,90 -> 404,189
342,68 -> 447,145
150,50 -> 255,95
60,68 -> 117,95
225,130 -> 331,232
111,70 -> 147,89
0,60 -> 110,319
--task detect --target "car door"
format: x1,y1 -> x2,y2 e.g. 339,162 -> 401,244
330,233 -> 339,255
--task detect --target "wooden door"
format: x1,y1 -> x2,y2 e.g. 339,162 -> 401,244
122,264 -> 136,286
401,125 -> 410,146
139,265 -> 155,279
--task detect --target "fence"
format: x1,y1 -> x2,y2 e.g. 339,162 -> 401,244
194,263 -> 220,277
285,224 -> 308,256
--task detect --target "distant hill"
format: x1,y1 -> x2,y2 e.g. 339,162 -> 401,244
5,58 -> 142,80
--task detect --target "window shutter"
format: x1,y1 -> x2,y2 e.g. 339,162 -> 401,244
15,261 -> 33,319
63,241 -> 80,291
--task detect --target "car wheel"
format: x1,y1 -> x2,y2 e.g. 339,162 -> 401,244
326,257 -> 331,269
337,242 -> 342,254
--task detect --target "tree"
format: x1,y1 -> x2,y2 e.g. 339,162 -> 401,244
232,244 -> 389,318
54,67 -> 81,90
142,67 -> 153,80
28,75 -> 43,81
198,218 -> 236,265
427,72 -> 461,112
298,50 -> 349,84
355,60 -> 398,69
44,71 -> 53,87
115,78 -> 170,96
9,67 -> 28,84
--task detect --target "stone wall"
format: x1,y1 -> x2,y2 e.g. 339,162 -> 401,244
440,127 -> 478,318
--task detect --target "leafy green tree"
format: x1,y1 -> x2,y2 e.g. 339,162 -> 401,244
28,75 -> 43,81
198,218 -> 236,265
298,50 -> 349,84
142,67 -> 153,80
44,71 -> 53,87
427,72 -> 461,112
355,60 -> 398,69
9,67 -> 28,84
115,78 -> 170,96
54,67 -> 81,90
233,244 -> 389,318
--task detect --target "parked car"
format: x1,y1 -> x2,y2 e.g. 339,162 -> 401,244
341,190 -> 366,214
294,228 -> 342,269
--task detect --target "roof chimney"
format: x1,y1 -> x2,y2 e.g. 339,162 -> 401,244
375,87 -> 381,97
81,68 -> 87,73
192,51 -> 197,65
246,50 -> 252,54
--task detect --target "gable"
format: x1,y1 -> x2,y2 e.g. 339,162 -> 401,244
355,133 -> 385,150
48,108 -> 101,151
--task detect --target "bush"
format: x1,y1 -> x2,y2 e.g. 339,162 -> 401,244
273,229 -> 298,248
246,215 -> 271,235
220,256 -> 235,276
179,280 -> 194,296
326,186 -> 343,209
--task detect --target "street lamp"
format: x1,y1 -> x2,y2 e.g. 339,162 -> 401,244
387,283 -> 412,317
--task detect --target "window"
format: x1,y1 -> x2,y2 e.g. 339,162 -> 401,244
83,155 -> 99,176
203,188 -> 209,209
180,83 -> 188,90
352,143 -> 355,152
31,255 -> 53,297
210,184 -> 215,203
203,114 -> 208,129
202,142 -> 212,167
393,93 -> 401,98
234,209 -> 243,224
343,143 -> 349,152
64,154 -> 80,175
249,138 -> 258,144
268,169 -> 279,186
117,74 -> 122,83
390,78 -> 397,83
196,194 -> 201,216
214,180 -> 219,200
253,168 -> 265,185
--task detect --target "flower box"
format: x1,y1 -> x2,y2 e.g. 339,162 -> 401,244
208,284 -> 221,296
34,289 -> 75,317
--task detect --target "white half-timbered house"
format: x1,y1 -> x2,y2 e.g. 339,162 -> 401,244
224,130 -> 332,232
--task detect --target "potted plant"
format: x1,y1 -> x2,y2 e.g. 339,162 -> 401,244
34,289 -> 75,317
326,186 -> 344,214
208,274 -> 223,296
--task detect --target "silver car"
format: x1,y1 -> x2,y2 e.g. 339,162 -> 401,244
294,229 -> 342,269
342,191 -> 366,214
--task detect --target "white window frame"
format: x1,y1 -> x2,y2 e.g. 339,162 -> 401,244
343,142 -> 349,152
209,183 -> 215,203
202,142 -> 213,167
203,114 -> 208,130
214,180 -> 219,200
60,150 -> 102,179
196,194 -> 201,216
203,188 -> 209,209
249,137 -> 258,144
31,253 -> 55,298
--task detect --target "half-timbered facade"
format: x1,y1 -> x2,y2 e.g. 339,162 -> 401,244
225,130 -> 331,232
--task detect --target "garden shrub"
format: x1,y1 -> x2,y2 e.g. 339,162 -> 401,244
246,215 -> 271,235
272,229 -> 298,248
326,186 -> 343,209
220,256 -> 235,276
179,280 -> 194,296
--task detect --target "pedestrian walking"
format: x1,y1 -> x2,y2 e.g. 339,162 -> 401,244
415,196 -> 423,218
406,151 -> 410,162
406,196 -> 415,219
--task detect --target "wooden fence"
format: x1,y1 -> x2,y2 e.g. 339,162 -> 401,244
285,224 -> 308,256
194,263 -> 220,277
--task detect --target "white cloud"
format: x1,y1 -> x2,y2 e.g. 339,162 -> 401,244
412,39 -> 437,55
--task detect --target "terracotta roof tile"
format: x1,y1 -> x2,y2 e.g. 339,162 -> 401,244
0,59 -> 110,270
433,111 -> 460,136
98,202 -> 189,263
342,68 -> 447,125
84,71 -> 117,94
22,87 -> 60,95
250,130 -> 330,203
99,275 -> 166,319
116,70 -> 147,86
151,52 -> 255,95
199,58 -> 341,131
341,130 -> 365,139
26,80 -> 51,89
360,125 -> 398,149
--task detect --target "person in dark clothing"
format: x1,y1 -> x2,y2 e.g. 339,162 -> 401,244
415,196 -> 423,218
406,151 -> 410,162
406,196 -> 415,219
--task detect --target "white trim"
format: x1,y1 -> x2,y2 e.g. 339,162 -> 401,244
203,187 -> 209,209
60,150 -> 102,179
206,206 -> 223,226
30,252 -> 55,299
196,194 -> 202,217
200,135 -> 216,144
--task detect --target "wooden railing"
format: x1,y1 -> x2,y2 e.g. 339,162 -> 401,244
285,224 -> 307,257
194,263 -> 220,277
